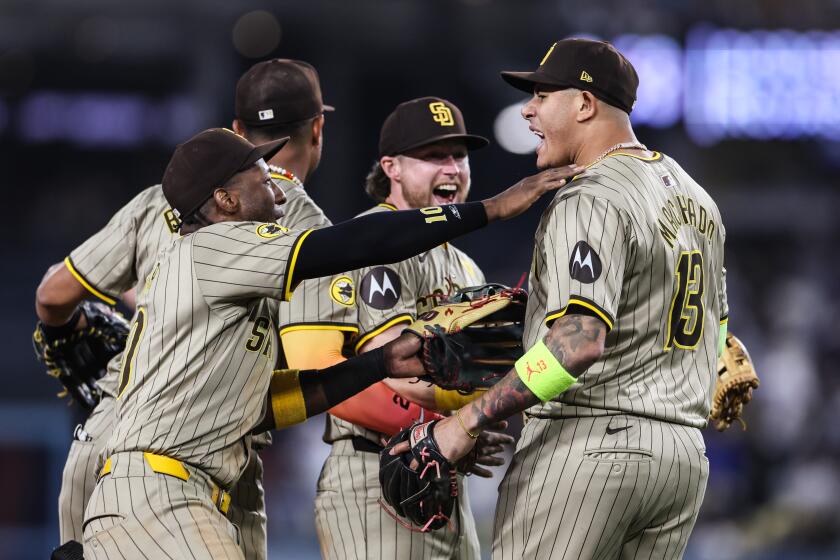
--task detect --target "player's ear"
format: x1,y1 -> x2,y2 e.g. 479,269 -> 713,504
310,115 -> 324,147
381,156 -> 400,181
576,91 -> 597,123
212,187 -> 238,215
231,119 -> 246,137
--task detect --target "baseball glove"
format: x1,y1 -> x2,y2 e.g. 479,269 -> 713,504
404,284 -> 527,394
379,420 -> 457,532
33,301 -> 130,410
710,331 -> 759,431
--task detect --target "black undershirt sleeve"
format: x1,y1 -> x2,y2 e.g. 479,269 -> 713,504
291,202 -> 486,287
298,347 -> 387,417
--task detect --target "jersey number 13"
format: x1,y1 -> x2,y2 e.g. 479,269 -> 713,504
665,250 -> 704,350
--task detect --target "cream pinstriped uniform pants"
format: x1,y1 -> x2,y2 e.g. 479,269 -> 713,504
493,415 -> 709,560
58,395 -> 268,559
315,438 -> 480,560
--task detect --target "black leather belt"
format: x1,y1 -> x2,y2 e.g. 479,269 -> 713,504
351,436 -> 384,454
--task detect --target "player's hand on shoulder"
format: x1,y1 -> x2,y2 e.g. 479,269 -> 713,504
483,164 -> 584,222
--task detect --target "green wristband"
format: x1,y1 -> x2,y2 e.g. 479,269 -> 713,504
718,321 -> 728,358
515,340 -> 577,402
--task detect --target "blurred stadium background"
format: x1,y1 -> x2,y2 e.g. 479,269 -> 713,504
2,0 -> 839,558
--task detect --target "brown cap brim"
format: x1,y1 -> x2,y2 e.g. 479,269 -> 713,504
393,133 -> 489,156
242,136 -> 290,170
500,71 -> 569,94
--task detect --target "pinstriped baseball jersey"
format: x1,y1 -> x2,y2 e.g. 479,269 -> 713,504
273,175 -> 330,231
273,177 -> 361,344
523,152 -> 726,428
66,185 -> 180,397
107,221 -> 304,487
323,203 -> 486,445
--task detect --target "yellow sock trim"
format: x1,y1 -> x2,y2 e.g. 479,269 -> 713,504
515,340 -> 576,402
270,369 -> 307,429
434,386 -> 487,411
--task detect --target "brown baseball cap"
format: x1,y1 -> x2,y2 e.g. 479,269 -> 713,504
378,96 -> 489,157
162,128 -> 288,219
235,59 -> 335,127
501,38 -> 639,114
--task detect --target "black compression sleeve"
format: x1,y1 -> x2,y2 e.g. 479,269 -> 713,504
291,202 -> 487,285
299,347 -> 387,416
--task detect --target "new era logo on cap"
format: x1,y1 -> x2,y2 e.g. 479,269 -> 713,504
258,109 -> 275,121
580,70 -> 593,82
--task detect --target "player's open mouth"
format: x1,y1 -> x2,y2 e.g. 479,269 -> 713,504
530,127 -> 545,153
432,184 -> 458,204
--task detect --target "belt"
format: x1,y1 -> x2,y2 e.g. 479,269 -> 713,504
99,452 -> 231,514
351,436 -> 384,454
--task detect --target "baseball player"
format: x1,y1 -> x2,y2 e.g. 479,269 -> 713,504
80,127 -> 581,559
394,39 -> 727,559
38,58 -> 335,559
285,97 -> 503,559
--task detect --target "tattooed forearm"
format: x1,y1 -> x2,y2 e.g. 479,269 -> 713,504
464,313 -> 607,430
469,371 -> 539,429
545,314 -> 606,376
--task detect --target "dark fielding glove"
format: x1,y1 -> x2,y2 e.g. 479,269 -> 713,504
33,301 -> 130,410
404,284 -> 527,394
379,420 -> 457,532
710,332 -> 760,431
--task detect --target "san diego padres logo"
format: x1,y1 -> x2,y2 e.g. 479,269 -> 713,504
329,276 -> 355,306
255,223 -> 288,239
429,102 -> 454,127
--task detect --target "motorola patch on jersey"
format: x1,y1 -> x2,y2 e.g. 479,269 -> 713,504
256,223 -> 288,239
330,276 -> 355,306
569,241 -> 602,283
359,267 -> 401,309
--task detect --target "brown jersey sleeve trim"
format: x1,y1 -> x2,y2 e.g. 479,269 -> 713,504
545,296 -> 615,331
64,256 -> 117,305
282,229 -> 315,301
278,323 -> 360,337
353,313 -> 414,354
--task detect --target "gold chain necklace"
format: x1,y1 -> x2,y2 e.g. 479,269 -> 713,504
585,141 -> 648,168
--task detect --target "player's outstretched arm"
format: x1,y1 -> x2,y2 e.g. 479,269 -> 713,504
35,263 -> 91,326
390,313 -> 607,463
281,327 -> 442,434
254,332 -> 429,432
289,165 -> 582,287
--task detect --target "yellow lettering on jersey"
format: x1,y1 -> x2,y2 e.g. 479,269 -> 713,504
162,208 -> 181,234
142,263 -> 160,295
580,70 -> 594,83
657,195 -> 717,248
330,276 -> 355,306
117,308 -> 146,399
540,42 -> 557,66
256,223 -> 288,239
420,206 -> 448,224
428,102 -> 454,127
